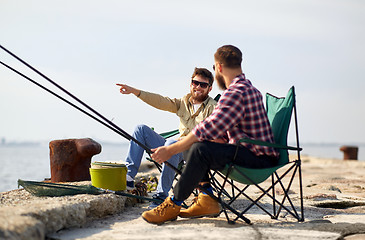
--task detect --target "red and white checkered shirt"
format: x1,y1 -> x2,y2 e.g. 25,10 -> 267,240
192,74 -> 279,158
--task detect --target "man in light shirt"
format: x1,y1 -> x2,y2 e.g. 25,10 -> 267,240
116,67 -> 216,208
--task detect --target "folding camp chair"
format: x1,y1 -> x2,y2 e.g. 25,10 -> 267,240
209,86 -> 304,224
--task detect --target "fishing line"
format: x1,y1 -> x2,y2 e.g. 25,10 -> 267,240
0,44 -> 149,152
0,60 -> 124,141
0,45 -> 181,174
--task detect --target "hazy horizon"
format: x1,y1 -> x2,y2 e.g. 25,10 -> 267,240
1,137 -> 365,147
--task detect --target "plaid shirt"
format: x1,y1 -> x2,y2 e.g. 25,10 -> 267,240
192,74 -> 279,158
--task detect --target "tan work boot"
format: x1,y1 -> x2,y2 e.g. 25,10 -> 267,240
179,193 -> 220,218
142,197 -> 181,224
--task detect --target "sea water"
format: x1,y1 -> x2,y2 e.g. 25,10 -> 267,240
0,142 -> 130,193
0,142 -> 363,193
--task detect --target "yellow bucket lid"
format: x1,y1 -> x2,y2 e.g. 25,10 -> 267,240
91,161 -> 126,169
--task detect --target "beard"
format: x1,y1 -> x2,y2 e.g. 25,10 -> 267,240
191,90 -> 209,103
216,72 -> 227,90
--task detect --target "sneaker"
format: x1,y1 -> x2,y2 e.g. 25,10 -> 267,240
179,193 -> 220,218
126,180 -> 135,191
142,197 -> 181,224
148,193 -> 167,209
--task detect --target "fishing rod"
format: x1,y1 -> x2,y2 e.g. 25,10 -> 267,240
0,60 -> 125,142
0,44 -> 181,174
0,44 -> 145,151
0,46 -> 250,224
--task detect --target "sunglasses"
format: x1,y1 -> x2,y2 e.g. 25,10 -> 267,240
191,80 -> 210,89
213,63 -> 223,71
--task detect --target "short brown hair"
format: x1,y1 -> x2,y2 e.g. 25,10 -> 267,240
191,67 -> 214,86
214,45 -> 242,68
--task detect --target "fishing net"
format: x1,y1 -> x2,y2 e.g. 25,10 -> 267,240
18,179 -> 102,197
17,179 -> 164,205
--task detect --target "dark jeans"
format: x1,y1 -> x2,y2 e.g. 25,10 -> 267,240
173,141 -> 278,201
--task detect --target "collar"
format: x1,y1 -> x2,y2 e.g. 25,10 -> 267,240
231,73 -> 246,84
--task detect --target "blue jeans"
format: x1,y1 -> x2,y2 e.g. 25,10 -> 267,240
125,124 -> 183,198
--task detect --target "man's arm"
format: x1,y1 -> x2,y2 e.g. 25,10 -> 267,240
116,83 -> 180,113
116,84 -> 141,96
151,132 -> 198,164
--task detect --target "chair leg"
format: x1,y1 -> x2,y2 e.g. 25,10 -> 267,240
272,174 -> 277,219
209,161 -> 305,223
298,160 -> 305,221
274,166 -> 300,220
236,162 -> 302,221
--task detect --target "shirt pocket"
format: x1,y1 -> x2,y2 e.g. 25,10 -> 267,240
195,114 -> 204,124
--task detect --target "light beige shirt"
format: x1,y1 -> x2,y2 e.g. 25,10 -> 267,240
138,90 -> 217,137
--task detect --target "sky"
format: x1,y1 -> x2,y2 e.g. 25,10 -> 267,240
0,0 -> 364,146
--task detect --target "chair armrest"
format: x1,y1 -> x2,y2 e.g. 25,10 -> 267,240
159,129 -> 180,139
239,137 -> 302,151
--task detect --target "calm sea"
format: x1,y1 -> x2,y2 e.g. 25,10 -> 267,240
0,142 -> 363,193
0,142 -> 130,193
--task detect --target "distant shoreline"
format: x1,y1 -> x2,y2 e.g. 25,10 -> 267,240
0,140 -> 129,147
2,139 -> 364,146
0,141 -> 363,161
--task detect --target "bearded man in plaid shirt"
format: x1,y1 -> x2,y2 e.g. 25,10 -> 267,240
142,45 -> 280,225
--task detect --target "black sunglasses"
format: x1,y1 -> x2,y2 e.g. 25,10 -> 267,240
213,63 -> 222,71
191,80 -> 210,89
